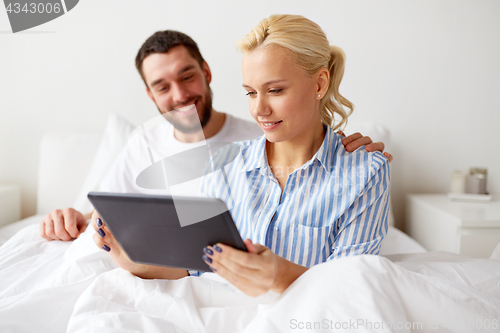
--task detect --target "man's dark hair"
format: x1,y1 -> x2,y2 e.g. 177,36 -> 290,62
135,30 -> 205,87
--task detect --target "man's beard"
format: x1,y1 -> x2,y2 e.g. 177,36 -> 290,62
159,88 -> 213,134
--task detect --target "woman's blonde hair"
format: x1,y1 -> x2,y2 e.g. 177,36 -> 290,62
237,14 -> 353,130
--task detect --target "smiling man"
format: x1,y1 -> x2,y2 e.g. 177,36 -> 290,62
39,30 -> 390,242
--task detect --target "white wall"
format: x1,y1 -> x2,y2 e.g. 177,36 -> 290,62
1,0 -> 499,229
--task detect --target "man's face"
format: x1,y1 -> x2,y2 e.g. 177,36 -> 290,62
143,45 -> 212,133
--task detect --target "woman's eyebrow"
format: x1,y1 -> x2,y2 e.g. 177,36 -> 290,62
242,79 -> 288,89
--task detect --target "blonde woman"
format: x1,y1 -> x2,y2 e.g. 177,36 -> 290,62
200,14 -> 390,296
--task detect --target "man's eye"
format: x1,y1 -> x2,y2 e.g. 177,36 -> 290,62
183,75 -> 193,81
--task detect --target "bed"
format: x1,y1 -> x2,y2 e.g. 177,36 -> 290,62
1,115 -> 499,332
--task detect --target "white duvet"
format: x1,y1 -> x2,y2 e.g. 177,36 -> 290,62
1,224 -> 499,333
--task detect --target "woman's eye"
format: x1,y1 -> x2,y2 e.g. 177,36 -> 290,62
246,91 -> 256,96
269,89 -> 283,94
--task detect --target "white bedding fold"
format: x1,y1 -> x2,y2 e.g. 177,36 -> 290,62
68,269 -> 278,333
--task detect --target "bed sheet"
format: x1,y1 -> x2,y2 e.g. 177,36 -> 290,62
1,223 -> 499,333
0,214 -> 45,246
0,223 -> 118,332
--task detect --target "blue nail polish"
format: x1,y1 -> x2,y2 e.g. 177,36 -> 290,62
203,247 -> 213,256
210,267 -> 217,273
213,244 -> 222,253
102,245 -> 110,252
96,218 -> 102,227
202,255 -> 212,264
98,228 -> 105,238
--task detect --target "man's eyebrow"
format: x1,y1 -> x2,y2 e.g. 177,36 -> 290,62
177,64 -> 195,75
150,65 -> 197,88
150,78 -> 164,88
242,79 -> 288,89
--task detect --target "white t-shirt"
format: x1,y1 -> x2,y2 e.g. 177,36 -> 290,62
99,114 -> 262,197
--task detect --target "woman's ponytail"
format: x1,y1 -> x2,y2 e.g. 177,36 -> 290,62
320,46 -> 353,130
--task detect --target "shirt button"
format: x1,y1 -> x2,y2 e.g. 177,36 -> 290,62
274,227 -> 279,231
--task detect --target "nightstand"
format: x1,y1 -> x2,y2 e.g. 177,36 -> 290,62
0,185 -> 21,227
406,194 -> 500,258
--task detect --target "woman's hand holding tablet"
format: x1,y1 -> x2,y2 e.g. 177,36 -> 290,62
91,210 -> 189,280
203,239 -> 308,296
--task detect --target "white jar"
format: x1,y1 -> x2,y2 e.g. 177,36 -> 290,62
450,170 -> 467,194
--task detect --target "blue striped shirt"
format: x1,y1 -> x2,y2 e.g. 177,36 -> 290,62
200,125 -> 390,268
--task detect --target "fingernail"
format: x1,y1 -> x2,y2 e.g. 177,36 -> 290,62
210,267 -> 217,272
98,229 -> 105,238
96,218 -> 103,227
203,247 -> 213,256
202,255 -> 212,264
213,245 -> 222,253
102,245 -> 110,252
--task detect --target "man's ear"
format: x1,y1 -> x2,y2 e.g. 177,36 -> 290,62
202,61 -> 212,84
316,68 -> 330,96
146,86 -> 155,102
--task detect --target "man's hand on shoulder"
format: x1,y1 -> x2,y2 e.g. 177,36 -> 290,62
40,208 -> 89,241
338,131 -> 393,163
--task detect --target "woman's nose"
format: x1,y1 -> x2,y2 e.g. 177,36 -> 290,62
252,96 -> 271,118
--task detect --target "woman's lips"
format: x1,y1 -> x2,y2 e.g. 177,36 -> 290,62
260,120 -> 282,130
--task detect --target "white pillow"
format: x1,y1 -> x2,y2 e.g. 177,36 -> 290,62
379,226 -> 427,255
37,131 -> 101,214
72,114 -> 135,214
490,242 -> 500,260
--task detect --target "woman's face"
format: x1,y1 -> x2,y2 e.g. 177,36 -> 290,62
242,45 -> 325,144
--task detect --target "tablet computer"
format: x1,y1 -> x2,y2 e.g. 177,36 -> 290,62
87,192 -> 246,272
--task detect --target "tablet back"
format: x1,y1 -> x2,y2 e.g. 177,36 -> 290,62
88,192 -> 246,272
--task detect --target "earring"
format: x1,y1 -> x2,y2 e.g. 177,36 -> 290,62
318,94 -> 321,98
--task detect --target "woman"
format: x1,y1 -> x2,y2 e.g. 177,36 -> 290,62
199,14 -> 390,296
92,14 -> 390,294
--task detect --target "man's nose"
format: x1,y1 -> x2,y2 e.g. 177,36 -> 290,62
171,83 -> 191,105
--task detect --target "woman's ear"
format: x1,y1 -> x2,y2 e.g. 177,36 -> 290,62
316,67 -> 330,97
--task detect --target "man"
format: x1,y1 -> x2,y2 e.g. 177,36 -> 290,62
40,30 -> 391,241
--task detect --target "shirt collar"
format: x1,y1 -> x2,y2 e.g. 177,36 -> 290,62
240,125 -> 339,174
240,134 -> 268,173
300,125 -> 337,174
